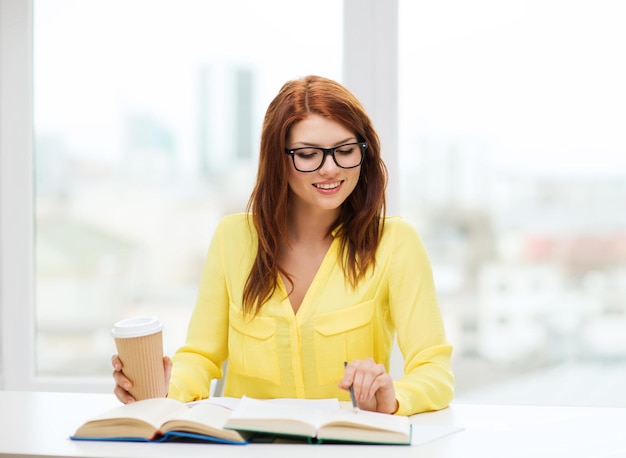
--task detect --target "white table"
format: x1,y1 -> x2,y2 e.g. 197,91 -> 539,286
1,390 -> 625,457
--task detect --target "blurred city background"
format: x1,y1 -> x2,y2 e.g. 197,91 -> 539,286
33,0 -> 626,406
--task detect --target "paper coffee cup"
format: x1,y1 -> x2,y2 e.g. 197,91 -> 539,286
112,316 -> 166,401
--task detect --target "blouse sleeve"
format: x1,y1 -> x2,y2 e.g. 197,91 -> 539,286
387,219 -> 455,415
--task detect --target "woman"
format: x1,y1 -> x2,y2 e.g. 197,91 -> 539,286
113,75 -> 454,416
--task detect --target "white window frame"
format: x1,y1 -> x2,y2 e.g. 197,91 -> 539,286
1,0 -> 39,390
0,0 -> 398,391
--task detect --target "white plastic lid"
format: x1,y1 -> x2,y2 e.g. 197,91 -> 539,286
111,316 -> 163,338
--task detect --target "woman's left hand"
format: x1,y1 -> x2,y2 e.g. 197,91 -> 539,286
339,358 -> 398,414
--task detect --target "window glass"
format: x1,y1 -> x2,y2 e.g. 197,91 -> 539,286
399,0 -> 626,406
34,0 -> 343,376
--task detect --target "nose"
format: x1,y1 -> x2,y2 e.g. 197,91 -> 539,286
319,152 -> 339,174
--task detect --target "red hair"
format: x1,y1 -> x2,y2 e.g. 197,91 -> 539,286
243,75 -> 387,315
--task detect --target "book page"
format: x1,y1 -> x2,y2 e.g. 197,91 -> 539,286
160,404 -> 246,442
318,408 -> 411,444
224,396 -> 411,445
265,398 -> 340,410
189,396 -> 340,411
187,397 -> 241,410
224,396 -> 330,437
73,398 -> 188,438
87,398 -> 187,427
322,407 -> 410,432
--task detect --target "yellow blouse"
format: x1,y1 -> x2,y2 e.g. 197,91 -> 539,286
169,214 -> 454,416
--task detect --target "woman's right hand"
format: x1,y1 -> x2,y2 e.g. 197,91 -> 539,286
112,354 -> 173,404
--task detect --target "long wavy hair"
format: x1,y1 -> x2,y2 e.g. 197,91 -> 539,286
243,75 -> 388,315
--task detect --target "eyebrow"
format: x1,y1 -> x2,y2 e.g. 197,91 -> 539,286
290,137 -> 357,148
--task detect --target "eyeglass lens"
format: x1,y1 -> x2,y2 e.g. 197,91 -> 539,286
292,143 -> 362,172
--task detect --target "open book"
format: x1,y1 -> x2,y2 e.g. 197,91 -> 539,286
71,396 -> 412,445
223,396 -> 411,445
71,397 -> 247,444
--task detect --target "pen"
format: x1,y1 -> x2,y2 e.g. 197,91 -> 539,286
344,361 -> 359,413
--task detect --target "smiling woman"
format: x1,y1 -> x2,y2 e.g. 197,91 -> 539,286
11,0 -> 623,409
110,74 -> 454,416
285,114 -> 363,214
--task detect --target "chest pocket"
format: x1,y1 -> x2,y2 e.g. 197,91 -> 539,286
313,300 -> 376,385
228,308 -> 281,385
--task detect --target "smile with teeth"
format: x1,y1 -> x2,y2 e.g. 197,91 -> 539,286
313,181 -> 342,190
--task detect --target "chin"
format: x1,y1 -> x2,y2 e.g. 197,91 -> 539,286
316,199 -> 347,212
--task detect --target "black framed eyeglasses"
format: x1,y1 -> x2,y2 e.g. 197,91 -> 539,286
284,142 -> 367,172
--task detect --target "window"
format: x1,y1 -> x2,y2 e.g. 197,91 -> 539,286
1,0 -> 347,390
33,0 -> 344,378
8,0 -> 622,407
399,0 -> 626,406
2,0 -> 396,393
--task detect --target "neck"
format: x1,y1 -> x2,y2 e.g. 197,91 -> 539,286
287,204 -> 339,243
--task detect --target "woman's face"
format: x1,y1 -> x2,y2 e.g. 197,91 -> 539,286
286,114 -> 361,215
